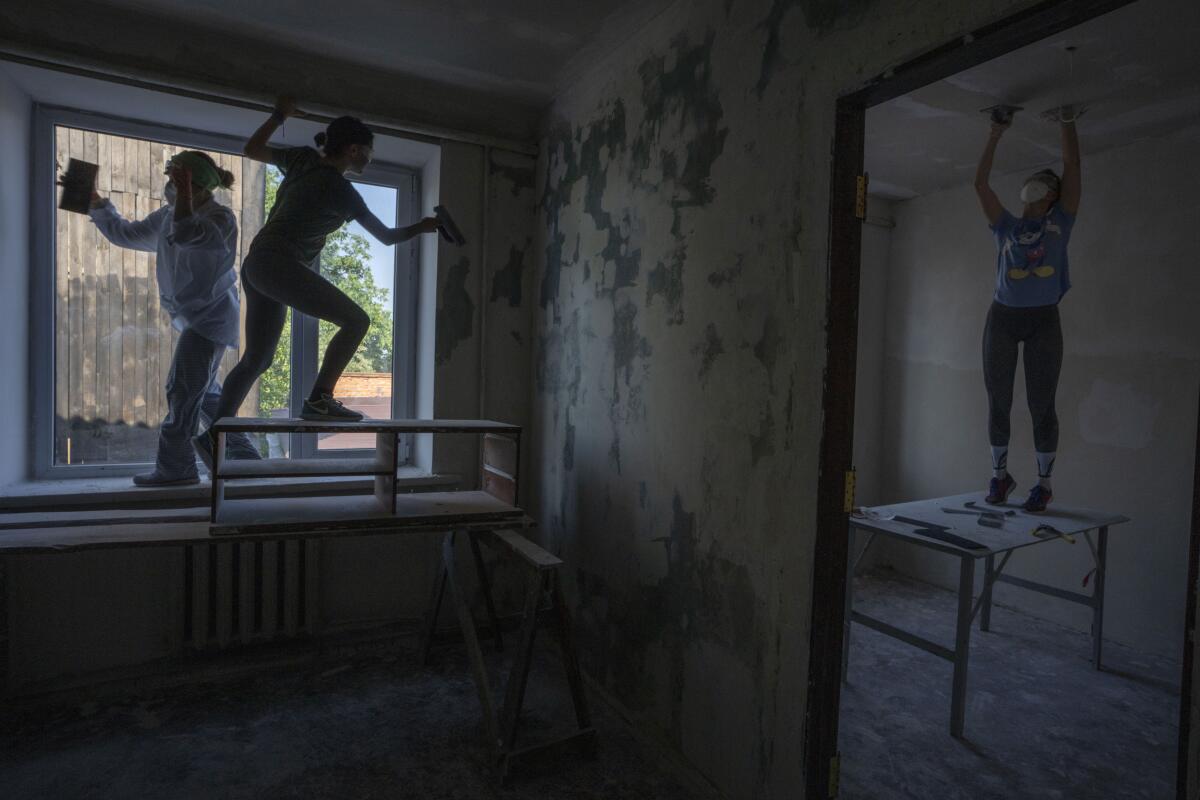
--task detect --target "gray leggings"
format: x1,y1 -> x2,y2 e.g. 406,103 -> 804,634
982,301 -> 1062,453
214,247 -> 369,420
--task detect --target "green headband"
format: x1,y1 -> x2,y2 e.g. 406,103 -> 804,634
168,152 -> 222,193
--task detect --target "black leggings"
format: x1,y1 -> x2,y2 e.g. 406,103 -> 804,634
214,248 -> 370,421
982,301 -> 1063,453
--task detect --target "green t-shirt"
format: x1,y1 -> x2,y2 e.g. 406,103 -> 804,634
252,146 -> 368,265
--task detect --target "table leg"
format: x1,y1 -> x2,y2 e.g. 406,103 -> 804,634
443,529 -> 500,750
468,532 -> 504,652
1091,526 -> 1108,670
951,556 -> 975,738
981,555 -> 994,632
499,569 -> 545,752
419,558 -> 448,666
842,526 -> 856,683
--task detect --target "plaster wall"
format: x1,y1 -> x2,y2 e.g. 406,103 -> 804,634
853,201 -> 895,509
530,0 -> 1046,796
871,130 -> 1200,660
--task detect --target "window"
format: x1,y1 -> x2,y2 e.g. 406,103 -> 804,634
34,107 -> 421,477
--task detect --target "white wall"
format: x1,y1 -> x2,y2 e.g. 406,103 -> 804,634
853,200 -> 895,508
0,68 -> 29,485
869,128 -> 1200,659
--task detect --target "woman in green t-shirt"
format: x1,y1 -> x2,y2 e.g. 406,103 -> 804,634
196,98 -> 440,467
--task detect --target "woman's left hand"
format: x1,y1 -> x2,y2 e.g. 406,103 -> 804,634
418,217 -> 441,234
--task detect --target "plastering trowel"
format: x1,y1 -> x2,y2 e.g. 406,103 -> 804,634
980,104 -> 1023,125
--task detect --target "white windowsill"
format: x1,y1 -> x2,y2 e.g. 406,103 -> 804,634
0,467 -> 461,512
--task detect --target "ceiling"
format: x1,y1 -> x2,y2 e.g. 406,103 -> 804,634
87,0 -> 670,105
866,0 -> 1200,200
0,60 -> 441,169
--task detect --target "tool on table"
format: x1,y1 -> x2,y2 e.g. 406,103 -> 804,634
963,500 -> 1016,515
852,507 -> 895,522
894,516 -> 988,551
940,507 -> 1005,529
943,502 -> 1016,529
1031,524 -> 1075,544
433,205 -> 466,246
58,158 -> 99,215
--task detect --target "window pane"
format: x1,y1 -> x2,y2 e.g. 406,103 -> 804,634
317,182 -> 398,451
53,126 -> 285,466
257,166 -> 296,457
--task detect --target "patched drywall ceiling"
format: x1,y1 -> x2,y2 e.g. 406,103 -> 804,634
866,0 -> 1200,199
86,0 -> 673,105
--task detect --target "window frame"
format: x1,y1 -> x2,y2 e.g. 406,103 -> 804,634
31,104 -> 421,479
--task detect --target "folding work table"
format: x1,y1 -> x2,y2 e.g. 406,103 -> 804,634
843,492 -> 1128,737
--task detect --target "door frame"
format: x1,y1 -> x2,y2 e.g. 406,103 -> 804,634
801,1 -> 1198,797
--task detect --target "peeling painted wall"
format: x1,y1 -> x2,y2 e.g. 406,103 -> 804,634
867,130 -> 1200,660
531,0 -> 1047,796
484,149 -> 539,501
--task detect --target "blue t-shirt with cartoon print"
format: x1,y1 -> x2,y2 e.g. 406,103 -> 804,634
991,204 -> 1075,307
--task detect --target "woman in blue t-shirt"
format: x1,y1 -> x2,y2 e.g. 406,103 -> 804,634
974,108 -> 1082,512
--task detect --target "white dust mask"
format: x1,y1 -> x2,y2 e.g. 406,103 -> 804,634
1020,180 -> 1050,204
164,182 -> 177,205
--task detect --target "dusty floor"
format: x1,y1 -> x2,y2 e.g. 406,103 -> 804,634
840,570 -> 1180,800
0,637 -> 704,800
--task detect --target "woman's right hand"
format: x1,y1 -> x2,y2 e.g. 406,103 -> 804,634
273,96 -> 297,119
57,172 -> 103,207
989,119 -> 1011,138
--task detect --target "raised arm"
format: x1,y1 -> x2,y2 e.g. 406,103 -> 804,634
355,208 -> 441,247
974,120 -> 1010,226
1059,119 -> 1081,215
59,168 -> 161,251
88,196 -> 166,252
243,96 -> 296,163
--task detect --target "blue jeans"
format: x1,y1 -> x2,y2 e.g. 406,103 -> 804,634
157,329 -> 260,478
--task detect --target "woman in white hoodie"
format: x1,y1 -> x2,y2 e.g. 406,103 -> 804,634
82,150 -> 260,486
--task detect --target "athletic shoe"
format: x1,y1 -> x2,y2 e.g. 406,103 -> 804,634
192,429 -> 215,472
301,393 -> 363,421
985,473 -> 1016,505
1023,485 -> 1053,513
133,470 -> 199,487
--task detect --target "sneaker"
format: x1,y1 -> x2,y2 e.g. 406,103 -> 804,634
301,393 -> 363,421
133,470 -> 199,487
192,429 -> 216,473
985,473 -> 1016,505
1023,484 -> 1053,513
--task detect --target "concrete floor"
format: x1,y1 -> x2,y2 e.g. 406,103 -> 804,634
0,638 -> 705,800
840,570 -> 1181,800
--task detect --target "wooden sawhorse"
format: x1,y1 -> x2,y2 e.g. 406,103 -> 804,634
420,523 -> 595,782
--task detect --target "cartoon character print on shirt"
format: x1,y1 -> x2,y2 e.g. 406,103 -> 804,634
1001,216 -> 1062,280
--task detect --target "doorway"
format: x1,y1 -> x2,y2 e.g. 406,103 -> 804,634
805,0 -> 1200,796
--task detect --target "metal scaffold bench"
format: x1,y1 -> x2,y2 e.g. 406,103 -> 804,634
844,492 -> 1129,738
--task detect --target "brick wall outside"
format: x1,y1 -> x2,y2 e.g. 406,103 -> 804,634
334,372 -> 391,401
